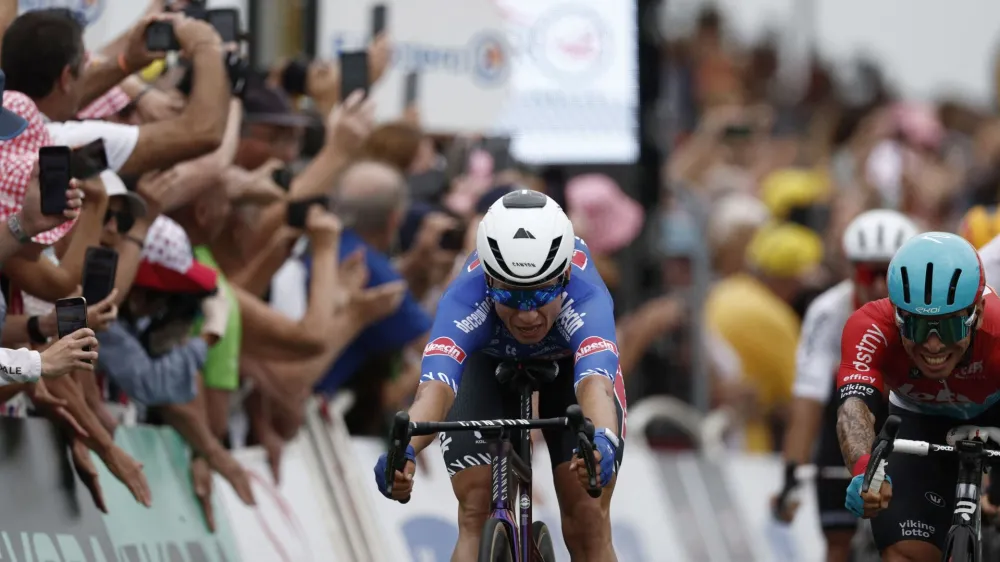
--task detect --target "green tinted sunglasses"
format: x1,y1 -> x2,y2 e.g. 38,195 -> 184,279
895,309 -> 977,345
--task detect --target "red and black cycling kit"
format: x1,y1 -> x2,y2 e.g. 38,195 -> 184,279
836,287 -> 1000,419
835,287 -> 1000,551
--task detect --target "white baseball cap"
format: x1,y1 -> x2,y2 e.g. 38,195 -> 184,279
100,170 -> 147,219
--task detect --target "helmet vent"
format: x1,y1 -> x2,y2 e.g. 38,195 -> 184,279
501,190 -> 547,209
924,263 -> 934,305
857,229 -> 866,250
947,269 -> 963,306
876,223 -> 884,249
484,235 -> 564,287
899,266 -> 911,302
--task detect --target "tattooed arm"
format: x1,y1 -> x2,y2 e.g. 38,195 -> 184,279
833,306 -> 893,473
837,397 -> 877,470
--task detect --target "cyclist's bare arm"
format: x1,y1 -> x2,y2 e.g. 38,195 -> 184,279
407,381 -> 455,454
783,397 -> 825,465
837,397 -> 876,470
577,375 -> 619,436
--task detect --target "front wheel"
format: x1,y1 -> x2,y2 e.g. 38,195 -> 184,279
944,524 -> 980,562
532,520 -> 556,562
478,518 -> 514,562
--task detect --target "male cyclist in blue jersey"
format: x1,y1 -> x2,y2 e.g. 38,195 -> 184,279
374,190 -> 626,561
836,232 -> 1000,561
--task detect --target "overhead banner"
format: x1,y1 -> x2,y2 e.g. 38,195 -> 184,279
491,0 -> 639,164
318,0 -> 638,164
18,0 -> 249,50
318,0 -> 511,135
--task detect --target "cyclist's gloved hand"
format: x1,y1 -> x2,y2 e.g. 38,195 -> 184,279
845,473 -> 891,518
374,445 -> 416,500
591,428 -> 619,488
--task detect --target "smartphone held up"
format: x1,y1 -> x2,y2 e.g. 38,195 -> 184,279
39,146 -> 72,216
55,297 -> 91,356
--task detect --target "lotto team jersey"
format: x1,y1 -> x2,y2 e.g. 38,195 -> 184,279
420,238 -> 626,424
836,287 -> 1000,419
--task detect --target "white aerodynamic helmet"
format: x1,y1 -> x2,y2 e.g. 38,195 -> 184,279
477,190 -> 576,287
842,209 -> 920,262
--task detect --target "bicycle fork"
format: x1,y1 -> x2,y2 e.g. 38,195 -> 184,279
947,440 -> 984,561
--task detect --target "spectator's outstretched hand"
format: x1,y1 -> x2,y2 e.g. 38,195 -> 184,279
100,445 -> 152,508
349,280 -> 407,325
124,14 -> 172,73
369,32 -> 391,85
135,170 -> 173,216
19,165 -> 83,237
305,206 -> 342,249
71,436 -> 107,513
28,378 -> 88,438
40,328 -> 99,377
173,14 -> 222,58
86,289 -> 119,332
326,90 -> 375,157
191,455 -> 216,532
207,448 -> 255,507
136,87 -> 183,123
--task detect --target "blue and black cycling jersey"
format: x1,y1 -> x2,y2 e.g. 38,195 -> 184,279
419,237 -> 621,392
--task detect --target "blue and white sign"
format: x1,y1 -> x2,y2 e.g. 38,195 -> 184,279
320,0 -> 512,134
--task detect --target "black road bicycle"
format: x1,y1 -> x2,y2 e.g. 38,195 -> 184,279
863,415 -> 1000,562
383,360 -> 602,562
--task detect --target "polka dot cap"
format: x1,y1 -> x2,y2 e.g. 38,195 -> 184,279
0,91 -> 77,245
135,216 -> 218,294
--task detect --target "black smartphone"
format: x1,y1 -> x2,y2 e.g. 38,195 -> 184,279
483,136 -> 513,172
145,20 -> 181,52
70,139 -> 109,180
440,225 -> 467,251
39,146 -> 72,216
224,51 -> 249,97
404,72 -> 419,107
182,2 -> 209,20
281,59 -> 310,96
207,8 -> 239,43
371,4 -> 387,40
286,196 -> 329,229
55,297 -> 89,353
82,247 -> 118,305
339,51 -> 369,101
272,168 -> 293,191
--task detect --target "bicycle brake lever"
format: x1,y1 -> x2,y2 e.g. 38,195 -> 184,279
576,433 -> 602,499
386,411 -> 412,503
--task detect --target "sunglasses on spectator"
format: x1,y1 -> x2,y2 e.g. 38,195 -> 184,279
104,209 -> 134,233
487,276 -> 567,311
854,263 -> 889,285
895,308 -> 977,345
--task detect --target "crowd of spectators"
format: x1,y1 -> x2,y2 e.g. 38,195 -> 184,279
0,0 -> 662,527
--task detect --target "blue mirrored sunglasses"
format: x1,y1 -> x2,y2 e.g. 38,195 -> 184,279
487,280 -> 566,311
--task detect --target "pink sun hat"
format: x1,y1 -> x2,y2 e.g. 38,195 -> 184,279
565,174 -> 645,255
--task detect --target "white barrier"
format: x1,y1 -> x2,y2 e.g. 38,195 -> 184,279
213,395 -> 834,562
216,439 -> 345,562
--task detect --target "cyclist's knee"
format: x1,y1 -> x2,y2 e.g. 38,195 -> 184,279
556,476 -> 613,555
452,466 -> 492,533
882,540 -> 940,562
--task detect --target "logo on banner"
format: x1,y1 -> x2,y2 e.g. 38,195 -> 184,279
469,32 -> 510,85
528,5 -> 610,83
424,337 -> 468,364
20,0 -> 104,25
